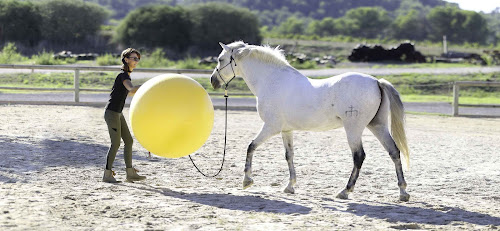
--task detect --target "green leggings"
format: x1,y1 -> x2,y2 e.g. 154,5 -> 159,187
104,109 -> 133,170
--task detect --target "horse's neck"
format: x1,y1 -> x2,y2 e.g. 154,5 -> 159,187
239,60 -> 302,96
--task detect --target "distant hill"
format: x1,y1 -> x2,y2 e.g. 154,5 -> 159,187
177,0 -> 450,19
79,0 -> 455,24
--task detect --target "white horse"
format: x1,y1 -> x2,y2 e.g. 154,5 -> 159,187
210,41 -> 410,201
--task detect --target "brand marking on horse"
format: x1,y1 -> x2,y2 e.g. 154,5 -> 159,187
346,105 -> 358,117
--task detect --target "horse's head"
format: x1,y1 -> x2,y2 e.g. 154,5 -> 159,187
210,41 -> 250,89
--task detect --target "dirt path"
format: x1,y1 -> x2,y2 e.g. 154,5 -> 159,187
1,105 -> 499,230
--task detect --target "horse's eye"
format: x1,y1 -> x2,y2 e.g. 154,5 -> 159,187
219,58 -> 223,62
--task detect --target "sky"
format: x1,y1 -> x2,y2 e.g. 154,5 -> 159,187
444,0 -> 500,13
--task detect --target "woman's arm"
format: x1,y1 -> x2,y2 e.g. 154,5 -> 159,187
123,79 -> 141,95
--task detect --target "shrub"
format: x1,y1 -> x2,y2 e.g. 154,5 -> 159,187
96,54 -> 121,66
289,60 -> 318,69
0,43 -> 26,64
31,51 -> 67,65
174,57 -> 213,70
139,48 -> 174,68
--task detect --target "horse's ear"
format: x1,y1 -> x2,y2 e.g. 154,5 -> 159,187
219,42 -> 230,52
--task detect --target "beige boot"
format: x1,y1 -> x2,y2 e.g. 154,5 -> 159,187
102,169 -> 120,183
126,167 -> 146,182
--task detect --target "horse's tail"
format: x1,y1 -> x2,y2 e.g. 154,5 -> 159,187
377,78 -> 410,169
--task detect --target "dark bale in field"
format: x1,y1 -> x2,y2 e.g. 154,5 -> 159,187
348,42 -> 426,63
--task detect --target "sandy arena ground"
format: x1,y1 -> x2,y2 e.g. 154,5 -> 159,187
0,104 -> 499,230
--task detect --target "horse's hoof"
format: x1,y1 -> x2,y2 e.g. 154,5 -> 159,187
243,178 -> 254,189
399,193 -> 410,202
336,190 -> 349,200
284,186 -> 295,194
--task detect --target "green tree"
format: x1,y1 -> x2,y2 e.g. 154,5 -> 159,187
115,5 -> 192,51
84,0 -> 175,19
307,17 -> 338,36
0,0 -> 42,46
258,7 -> 305,28
37,0 -> 110,45
484,8 -> 500,45
333,18 -> 357,36
343,7 -> 391,38
461,11 -> 489,43
276,16 -> 305,35
392,9 -> 428,40
188,2 -> 262,52
427,6 -> 489,43
426,6 -> 458,42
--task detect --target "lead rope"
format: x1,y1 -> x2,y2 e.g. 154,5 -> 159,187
187,88 -> 229,178
188,52 -> 237,177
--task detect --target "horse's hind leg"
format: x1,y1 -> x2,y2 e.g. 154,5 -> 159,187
337,127 -> 365,200
282,131 -> 296,194
243,124 -> 280,189
368,124 -> 410,201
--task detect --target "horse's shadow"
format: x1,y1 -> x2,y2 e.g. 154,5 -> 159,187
326,200 -> 500,226
127,183 -> 312,215
124,183 -> 499,223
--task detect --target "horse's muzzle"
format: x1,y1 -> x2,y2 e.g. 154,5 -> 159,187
210,74 -> 221,89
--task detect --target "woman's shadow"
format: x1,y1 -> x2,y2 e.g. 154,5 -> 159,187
125,183 -> 312,215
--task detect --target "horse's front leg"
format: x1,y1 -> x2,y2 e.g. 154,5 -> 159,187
243,142 -> 256,189
243,124 -> 279,189
282,131 -> 296,194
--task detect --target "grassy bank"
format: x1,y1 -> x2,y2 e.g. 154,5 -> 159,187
1,71 -> 499,104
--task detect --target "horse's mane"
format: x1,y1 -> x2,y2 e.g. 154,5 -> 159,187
228,41 -> 291,68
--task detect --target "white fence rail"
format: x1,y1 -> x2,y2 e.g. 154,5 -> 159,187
452,81 -> 500,116
0,64 -> 219,102
2,65 -> 500,116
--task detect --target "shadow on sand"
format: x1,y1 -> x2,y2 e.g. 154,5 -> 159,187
0,136 -> 149,183
327,200 -> 500,226
127,183 -> 312,215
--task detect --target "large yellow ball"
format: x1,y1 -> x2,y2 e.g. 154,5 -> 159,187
130,74 -> 214,158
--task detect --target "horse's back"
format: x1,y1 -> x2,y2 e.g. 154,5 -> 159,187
258,71 -> 382,132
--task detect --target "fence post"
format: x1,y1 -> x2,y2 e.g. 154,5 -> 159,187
452,82 -> 459,116
74,69 -> 80,102
443,35 -> 448,54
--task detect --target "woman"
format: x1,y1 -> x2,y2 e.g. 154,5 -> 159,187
102,48 -> 146,183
